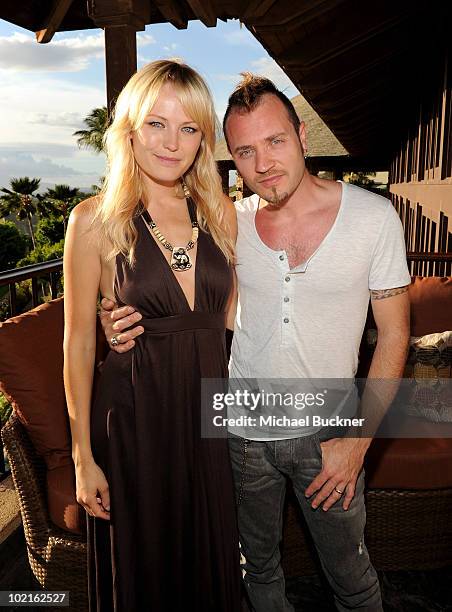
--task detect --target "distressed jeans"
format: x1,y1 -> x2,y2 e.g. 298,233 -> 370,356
228,433 -> 383,612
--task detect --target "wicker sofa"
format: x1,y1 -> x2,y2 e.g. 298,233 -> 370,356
1,277 -> 451,601
282,276 -> 452,576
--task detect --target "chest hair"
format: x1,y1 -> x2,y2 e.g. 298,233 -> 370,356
260,222 -> 335,269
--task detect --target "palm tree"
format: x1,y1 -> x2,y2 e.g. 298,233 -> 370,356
73,106 -> 109,154
0,177 -> 42,248
89,176 -> 105,196
42,184 -> 82,236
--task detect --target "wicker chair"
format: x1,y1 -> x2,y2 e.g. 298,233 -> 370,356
1,412 -> 88,611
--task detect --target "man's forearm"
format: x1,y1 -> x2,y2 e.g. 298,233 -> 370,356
352,330 -> 410,441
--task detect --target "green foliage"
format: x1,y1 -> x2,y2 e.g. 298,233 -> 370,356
35,216 -> 65,246
0,221 -> 30,271
39,184 -> 83,236
345,172 -> 377,188
2,177 -> 41,197
0,392 -> 12,425
0,179 -> 77,320
16,239 -> 65,267
88,176 -> 105,195
0,280 -> 32,320
344,172 -> 389,197
45,184 -> 81,202
0,177 -> 44,248
73,107 -> 109,154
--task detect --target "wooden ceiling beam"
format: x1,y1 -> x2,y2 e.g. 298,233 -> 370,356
88,0 -> 150,30
35,0 -> 74,43
241,0 -> 277,21
153,1 -> 188,29
276,13 -> 409,70
185,0 -> 217,27
244,0 -> 343,30
306,62 -> 406,109
289,46 -> 407,95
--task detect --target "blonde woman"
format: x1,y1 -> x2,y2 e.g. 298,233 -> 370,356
63,60 -> 240,611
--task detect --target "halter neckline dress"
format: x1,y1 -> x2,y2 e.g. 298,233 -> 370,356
87,201 -> 241,611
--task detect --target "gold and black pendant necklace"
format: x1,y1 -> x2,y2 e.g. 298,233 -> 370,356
141,198 -> 199,272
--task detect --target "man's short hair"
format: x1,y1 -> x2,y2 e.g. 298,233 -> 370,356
223,73 -> 301,151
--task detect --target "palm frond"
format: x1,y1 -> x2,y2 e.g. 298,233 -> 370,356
73,106 -> 109,154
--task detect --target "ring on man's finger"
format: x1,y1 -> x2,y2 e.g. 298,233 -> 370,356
334,486 -> 344,495
110,334 -> 120,347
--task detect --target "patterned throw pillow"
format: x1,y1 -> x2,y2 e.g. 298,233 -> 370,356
404,331 -> 452,422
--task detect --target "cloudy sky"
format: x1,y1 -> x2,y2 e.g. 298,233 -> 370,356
0,18 -> 298,191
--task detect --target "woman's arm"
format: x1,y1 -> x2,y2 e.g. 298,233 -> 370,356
225,270 -> 238,331
222,195 -> 238,331
63,198 -> 110,519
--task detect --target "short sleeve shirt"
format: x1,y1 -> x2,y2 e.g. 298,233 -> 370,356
230,181 -> 411,381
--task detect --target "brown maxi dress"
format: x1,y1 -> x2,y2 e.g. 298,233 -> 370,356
87,202 -> 241,612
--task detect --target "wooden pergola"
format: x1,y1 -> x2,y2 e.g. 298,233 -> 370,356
2,0 -> 239,112
1,1 -> 448,163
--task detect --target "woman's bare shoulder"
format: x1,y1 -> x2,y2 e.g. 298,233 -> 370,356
67,196 -> 103,239
69,195 -> 102,227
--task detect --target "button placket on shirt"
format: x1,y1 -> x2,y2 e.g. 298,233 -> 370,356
278,253 -> 293,343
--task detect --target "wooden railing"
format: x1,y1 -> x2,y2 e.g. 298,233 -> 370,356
1,253 -> 449,322
406,251 -> 452,277
0,258 -> 63,319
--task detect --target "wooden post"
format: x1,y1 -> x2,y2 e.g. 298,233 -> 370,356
87,0 -> 150,112
104,25 -> 137,112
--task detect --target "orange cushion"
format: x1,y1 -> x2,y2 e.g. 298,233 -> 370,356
0,298 -> 71,470
409,276 -> 452,336
358,275 -> 452,378
366,424 -> 452,490
0,297 -> 108,534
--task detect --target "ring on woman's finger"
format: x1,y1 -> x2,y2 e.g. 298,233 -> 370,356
334,486 -> 344,495
110,334 -> 120,347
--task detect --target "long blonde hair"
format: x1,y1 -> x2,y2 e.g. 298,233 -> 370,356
93,59 -> 234,266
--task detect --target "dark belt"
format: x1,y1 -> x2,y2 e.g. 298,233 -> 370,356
139,312 -> 225,334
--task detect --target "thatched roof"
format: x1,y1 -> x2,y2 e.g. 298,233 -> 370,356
215,94 -> 348,161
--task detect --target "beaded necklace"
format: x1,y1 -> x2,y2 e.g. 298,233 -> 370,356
141,198 -> 199,272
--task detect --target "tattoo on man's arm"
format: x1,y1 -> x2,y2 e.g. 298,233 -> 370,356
370,286 -> 409,300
